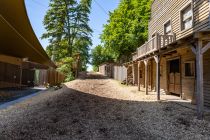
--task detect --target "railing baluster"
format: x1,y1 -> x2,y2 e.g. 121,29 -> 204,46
167,36 -> 169,45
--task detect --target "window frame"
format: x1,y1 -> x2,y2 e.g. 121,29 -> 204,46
164,19 -> 172,35
184,60 -> 195,78
180,2 -> 193,31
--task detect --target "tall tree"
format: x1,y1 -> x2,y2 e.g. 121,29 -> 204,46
73,0 -> 93,70
100,0 -> 152,62
91,45 -> 114,71
42,0 -> 92,79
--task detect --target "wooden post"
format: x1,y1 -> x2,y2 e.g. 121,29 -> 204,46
154,55 -> 160,100
191,41 -> 210,119
196,40 -> 204,119
144,60 -> 149,95
132,63 -> 135,85
138,61 -> 141,91
191,40 -> 210,119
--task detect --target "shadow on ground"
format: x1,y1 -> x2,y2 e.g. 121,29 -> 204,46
0,73 -> 210,140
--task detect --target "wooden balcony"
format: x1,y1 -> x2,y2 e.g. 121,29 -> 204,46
135,33 -> 176,60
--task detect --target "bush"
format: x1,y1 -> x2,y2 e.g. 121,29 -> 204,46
64,71 -> 75,82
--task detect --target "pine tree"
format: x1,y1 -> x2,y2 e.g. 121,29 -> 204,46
42,0 -> 92,79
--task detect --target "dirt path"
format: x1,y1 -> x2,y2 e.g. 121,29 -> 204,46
0,72 -> 210,140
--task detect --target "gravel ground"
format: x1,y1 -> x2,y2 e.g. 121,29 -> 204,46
0,72 -> 210,140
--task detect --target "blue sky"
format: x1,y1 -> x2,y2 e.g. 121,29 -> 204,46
25,0 -> 120,71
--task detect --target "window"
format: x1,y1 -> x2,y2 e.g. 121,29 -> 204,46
164,20 -> 172,35
184,61 -> 195,77
170,59 -> 180,73
181,4 -> 193,30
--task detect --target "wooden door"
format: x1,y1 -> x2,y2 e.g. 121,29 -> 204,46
168,59 -> 181,95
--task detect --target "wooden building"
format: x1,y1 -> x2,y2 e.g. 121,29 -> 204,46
0,0 -> 65,89
125,0 -> 210,119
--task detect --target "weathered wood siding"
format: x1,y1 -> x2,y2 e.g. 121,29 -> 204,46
160,57 -> 168,94
138,46 -> 197,101
203,48 -> 210,107
161,47 -> 195,100
179,47 -> 195,100
149,0 -> 210,40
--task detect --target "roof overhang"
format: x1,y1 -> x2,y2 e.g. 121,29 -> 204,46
0,0 -> 56,68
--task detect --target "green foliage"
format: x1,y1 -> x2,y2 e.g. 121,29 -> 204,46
42,0 -> 92,80
92,65 -> 98,72
57,57 -> 75,82
91,45 -> 114,70
100,0 -> 152,62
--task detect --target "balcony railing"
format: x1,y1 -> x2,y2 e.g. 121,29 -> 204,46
132,53 -> 138,61
159,34 -> 175,48
135,33 -> 176,60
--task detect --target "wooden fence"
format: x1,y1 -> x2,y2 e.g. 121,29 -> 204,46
99,63 -> 127,82
113,65 -> 127,82
0,62 -> 65,89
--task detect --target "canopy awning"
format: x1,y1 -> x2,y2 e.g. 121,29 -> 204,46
0,0 -> 56,68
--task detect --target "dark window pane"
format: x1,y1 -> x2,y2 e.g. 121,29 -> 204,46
185,62 -> 194,77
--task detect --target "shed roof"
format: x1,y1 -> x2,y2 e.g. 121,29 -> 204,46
0,0 -> 56,68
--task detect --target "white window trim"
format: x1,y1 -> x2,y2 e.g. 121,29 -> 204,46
180,1 -> 194,32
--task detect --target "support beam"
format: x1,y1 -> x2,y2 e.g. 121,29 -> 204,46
195,40 -> 204,120
196,40 -> 204,119
191,46 -> 196,55
138,61 -> 141,91
191,40 -> 210,119
144,60 -> 149,95
201,42 -> 210,54
154,55 -> 160,101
